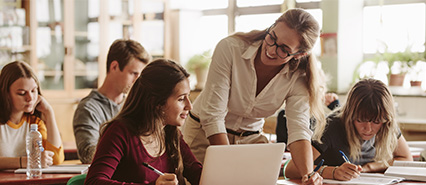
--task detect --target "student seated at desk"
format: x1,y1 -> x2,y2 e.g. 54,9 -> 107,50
85,59 -> 202,185
0,61 -> 64,170
285,78 -> 413,181
73,39 -> 151,164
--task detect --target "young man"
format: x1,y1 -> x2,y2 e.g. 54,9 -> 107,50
73,39 -> 151,164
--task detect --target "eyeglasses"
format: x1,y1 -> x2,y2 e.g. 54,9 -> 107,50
264,31 -> 301,59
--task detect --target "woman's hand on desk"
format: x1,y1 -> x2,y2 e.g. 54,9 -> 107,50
302,172 -> 322,185
41,150 -> 54,168
156,173 -> 178,185
334,163 -> 362,181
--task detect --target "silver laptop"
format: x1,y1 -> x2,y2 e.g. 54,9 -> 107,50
200,143 -> 285,185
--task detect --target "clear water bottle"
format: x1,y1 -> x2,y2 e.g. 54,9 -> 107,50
26,124 -> 44,178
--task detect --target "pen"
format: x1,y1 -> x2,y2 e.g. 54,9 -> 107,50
142,162 -> 164,176
308,159 -> 324,178
339,150 -> 350,163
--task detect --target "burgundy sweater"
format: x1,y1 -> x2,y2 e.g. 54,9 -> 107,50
84,121 -> 202,185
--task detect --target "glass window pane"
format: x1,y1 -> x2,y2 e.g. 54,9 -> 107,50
36,0 -> 64,90
170,0 -> 227,10
75,0 -> 99,89
141,0 -> 164,13
237,0 -> 283,7
179,14 -> 227,69
88,0 -> 99,18
296,0 -> 321,2
363,3 -> 425,54
235,13 -> 281,33
305,9 -> 322,56
139,20 -> 164,57
109,0 -> 122,16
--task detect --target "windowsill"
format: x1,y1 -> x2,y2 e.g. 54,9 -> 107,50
389,86 -> 426,97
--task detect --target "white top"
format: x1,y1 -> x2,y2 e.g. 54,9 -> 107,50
0,119 -> 30,157
191,36 -> 312,145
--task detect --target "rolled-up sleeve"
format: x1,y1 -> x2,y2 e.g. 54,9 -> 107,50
198,38 -> 234,138
285,77 -> 312,145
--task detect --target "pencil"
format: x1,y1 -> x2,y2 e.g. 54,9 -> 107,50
142,162 -> 164,176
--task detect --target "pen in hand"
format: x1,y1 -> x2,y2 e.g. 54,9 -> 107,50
308,159 -> 324,179
339,150 -> 350,163
142,162 -> 164,176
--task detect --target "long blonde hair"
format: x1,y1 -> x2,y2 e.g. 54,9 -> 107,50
232,8 -> 326,141
340,79 -> 399,164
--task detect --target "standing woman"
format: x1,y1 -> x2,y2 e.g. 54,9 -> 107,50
0,61 -> 64,169
85,59 -> 202,185
182,8 -> 325,184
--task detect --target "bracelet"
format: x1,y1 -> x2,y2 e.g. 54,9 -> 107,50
319,165 -> 327,176
19,157 -> 22,168
332,166 -> 338,180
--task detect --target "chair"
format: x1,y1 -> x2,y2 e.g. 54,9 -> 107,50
67,173 -> 87,185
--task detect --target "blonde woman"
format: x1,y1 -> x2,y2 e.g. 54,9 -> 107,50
285,78 -> 412,181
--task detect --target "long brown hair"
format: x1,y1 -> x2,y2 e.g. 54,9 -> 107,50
232,8 -> 325,141
0,61 -> 42,124
340,78 -> 399,164
100,58 -> 190,184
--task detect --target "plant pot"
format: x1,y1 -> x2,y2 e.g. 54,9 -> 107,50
410,81 -> 422,87
194,68 -> 208,90
389,74 -> 405,86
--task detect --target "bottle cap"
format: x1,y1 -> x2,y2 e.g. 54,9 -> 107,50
30,124 -> 38,131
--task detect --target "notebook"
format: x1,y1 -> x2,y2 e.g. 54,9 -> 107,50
322,173 -> 405,184
384,160 -> 426,182
200,143 -> 285,185
15,164 -> 90,174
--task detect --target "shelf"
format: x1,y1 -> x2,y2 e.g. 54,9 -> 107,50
0,45 -> 32,52
74,70 -> 99,77
39,70 -> 64,76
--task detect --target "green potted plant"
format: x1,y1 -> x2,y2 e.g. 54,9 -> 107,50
186,50 -> 212,90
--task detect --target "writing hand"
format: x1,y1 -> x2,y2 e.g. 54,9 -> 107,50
334,163 -> 362,181
302,172 -> 323,185
155,173 -> 179,185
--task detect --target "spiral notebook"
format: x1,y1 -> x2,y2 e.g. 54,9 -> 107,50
200,143 -> 285,185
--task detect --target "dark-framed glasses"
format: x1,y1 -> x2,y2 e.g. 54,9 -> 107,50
264,30 -> 302,59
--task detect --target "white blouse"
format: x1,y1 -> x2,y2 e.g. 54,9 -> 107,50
191,36 -> 312,145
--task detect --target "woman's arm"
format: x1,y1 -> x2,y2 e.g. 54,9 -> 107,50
285,141 -> 314,178
208,133 -> 230,145
0,157 -> 26,169
35,95 -> 62,148
285,144 -> 320,178
362,135 -> 413,173
286,145 -> 361,181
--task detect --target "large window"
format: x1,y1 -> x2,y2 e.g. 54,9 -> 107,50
361,0 -> 426,91
363,2 -> 425,54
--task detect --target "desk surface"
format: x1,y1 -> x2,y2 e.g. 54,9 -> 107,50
278,179 -> 426,184
0,171 -> 76,185
0,160 -> 83,185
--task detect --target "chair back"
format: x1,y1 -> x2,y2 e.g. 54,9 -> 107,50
66,174 -> 87,185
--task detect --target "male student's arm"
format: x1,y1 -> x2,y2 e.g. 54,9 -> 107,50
73,105 -> 101,164
362,135 -> 413,173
